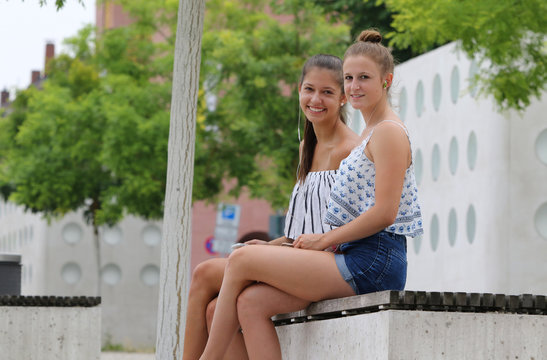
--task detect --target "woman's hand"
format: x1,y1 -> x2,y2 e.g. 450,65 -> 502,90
293,233 -> 328,250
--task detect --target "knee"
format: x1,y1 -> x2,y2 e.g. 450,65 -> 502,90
236,287 -> 267,324
226,245 -> 252,273
205,298 -> 217,328
189,260 -> 219,296
190,261 -> 213,288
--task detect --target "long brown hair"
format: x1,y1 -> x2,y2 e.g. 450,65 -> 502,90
297,54 -> 346,183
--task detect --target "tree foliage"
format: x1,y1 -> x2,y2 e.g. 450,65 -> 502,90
38,0 -> 84,11
5,0 -> 544,222
381,0 -> 547,111
0,19 -> 172,227
30,0 -> 547,112
196,0 -> 349,208
312,0 -> 423,63
2,0 -> 350,222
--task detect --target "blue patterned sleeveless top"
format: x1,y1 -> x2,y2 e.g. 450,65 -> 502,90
324,120 -> 423,237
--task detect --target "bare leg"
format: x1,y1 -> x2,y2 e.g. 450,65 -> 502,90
237,283 -> 311,360
182,258 -> 227,360
200,245 -> 355,360
206,298 -> 249,360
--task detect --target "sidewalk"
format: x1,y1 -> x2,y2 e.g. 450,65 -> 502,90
101,352 -> 155,360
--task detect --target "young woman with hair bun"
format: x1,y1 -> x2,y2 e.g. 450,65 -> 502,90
183,53 -> 359,360
199,29 -> 423,360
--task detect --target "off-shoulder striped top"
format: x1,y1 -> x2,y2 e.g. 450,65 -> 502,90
284,170 -> 337,240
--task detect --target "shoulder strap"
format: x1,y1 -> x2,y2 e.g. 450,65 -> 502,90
363,128 -> 375,144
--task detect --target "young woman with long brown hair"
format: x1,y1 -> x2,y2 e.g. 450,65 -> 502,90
183,53 -> 359,360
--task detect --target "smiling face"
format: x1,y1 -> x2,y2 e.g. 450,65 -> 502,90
343,55 -> 389,111
299,67 -> 345,125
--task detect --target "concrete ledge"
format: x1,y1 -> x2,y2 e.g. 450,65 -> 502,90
274,291 -> 547,359
0,299 -> 101,360
273,290 -> 547,325
276,309 -> 546,359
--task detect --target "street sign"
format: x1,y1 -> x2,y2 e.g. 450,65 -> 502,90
212,203 -> 241,254
204,236 -> 217,255
215,203 -> 241,227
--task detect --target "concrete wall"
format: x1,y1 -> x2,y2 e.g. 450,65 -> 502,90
0,197 -> 271,350
0,306 -> 101,360
0,200 -> 48,295
508,98 -> 547,293
0,205 -> 162,349
46,212 -> 162,349
396,43 -> 513,293
276,310 -> 546,359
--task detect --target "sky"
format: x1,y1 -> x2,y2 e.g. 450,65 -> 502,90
0,0 -> 96,98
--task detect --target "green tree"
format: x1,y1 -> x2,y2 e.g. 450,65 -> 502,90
381,0 -> 547,111
0,23 -> 172,293
2,0 -> 351,227
1,0 -> 353,292
99,0 -> 350,210
1,24 -> 171,223
313,0 -> 423,63
196,0 -> 350,209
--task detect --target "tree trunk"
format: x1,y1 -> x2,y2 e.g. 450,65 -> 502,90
155,0 -> 205,358
93,224 -> 101,296
90,200 -> 102,296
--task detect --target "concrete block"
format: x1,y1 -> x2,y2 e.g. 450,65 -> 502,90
276,310 -> 546,359
0,306 -> 101,360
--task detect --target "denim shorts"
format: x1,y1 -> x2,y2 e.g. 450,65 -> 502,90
334,230 -> 407,295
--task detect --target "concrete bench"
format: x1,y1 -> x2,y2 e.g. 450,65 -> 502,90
0,296 -> 101,360
273,290 -> 547,359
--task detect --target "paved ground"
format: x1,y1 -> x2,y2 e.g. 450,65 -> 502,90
101,352 -> 155,360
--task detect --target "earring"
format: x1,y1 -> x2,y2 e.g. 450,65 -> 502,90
340,102 -> 344,106
383,81 -> 388,89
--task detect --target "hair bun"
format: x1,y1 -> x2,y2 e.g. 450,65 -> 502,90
357,29 -> 382,44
